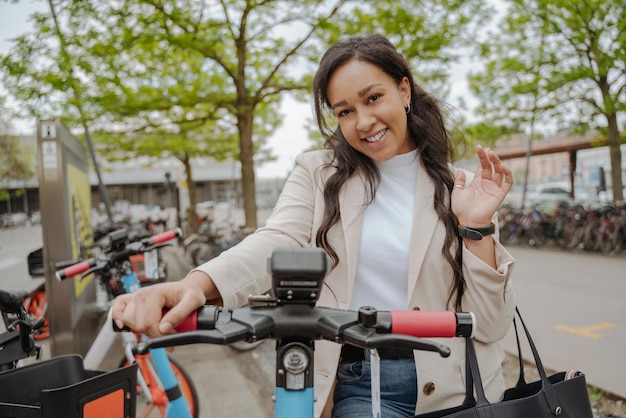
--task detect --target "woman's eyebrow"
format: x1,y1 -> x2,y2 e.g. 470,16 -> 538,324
331,83 -> 381,109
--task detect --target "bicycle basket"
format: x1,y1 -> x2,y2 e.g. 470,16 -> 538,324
0,354 -> 137,418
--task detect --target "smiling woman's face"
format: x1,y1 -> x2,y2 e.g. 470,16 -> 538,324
327,59 -> 414,162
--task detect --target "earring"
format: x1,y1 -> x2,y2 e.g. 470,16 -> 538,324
405,103 -> 411,114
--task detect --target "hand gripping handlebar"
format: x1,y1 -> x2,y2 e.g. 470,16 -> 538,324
54,228 -> 181,281
114,303 -> 475,358
113,247 -> 475,357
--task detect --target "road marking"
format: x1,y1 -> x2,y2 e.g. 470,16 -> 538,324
555,322 -> 616,339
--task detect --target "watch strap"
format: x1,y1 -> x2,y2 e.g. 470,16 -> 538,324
458,222 -> 495,240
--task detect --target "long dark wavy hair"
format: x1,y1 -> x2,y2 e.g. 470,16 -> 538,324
312,34 -> 465,310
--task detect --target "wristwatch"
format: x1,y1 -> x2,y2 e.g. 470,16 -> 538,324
458,222 -> 495,240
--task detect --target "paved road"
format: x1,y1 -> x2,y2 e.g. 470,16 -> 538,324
0,224 -> 45,293
1,225 -> 625,415
501,245 -> 626,399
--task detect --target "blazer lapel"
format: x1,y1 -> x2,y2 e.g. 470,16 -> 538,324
407,163 -> 440,300
339,173 -> 367,304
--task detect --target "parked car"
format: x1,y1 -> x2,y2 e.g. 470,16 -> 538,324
526,181 -> 589,205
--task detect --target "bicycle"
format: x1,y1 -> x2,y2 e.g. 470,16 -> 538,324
1,288 -> 140,417
0,288 -> 45,371
56,227 -> 199,418
183,219 -> 254,268
115,247 -> 476,418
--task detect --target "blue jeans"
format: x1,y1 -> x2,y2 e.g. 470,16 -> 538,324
332,358 -> 417,418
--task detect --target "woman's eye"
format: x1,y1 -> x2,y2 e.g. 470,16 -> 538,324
337,109 -> 351,117
368,94 -> 381,103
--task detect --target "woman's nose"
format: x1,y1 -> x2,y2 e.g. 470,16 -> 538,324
356,110 -> 376,132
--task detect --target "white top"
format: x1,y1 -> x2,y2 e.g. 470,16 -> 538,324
350,150 -> 418,311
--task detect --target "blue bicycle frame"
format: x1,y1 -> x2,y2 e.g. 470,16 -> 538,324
121,266 -> 192,418
274,340 -> 315,418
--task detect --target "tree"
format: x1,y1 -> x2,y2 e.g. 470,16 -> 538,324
2,0 -> 493,229
469,0 -> 625,201
0,135 -> 34,182
0,98 -> 34,193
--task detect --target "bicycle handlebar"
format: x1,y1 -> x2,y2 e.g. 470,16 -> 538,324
54,228 -> 181,281
1,288 -> 45,367
114,303 -> 475,358
55,259 -> 97,281
0,289 -> 29,314
148,229 -> 180,245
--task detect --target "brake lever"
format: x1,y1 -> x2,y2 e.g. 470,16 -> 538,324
78,260 -> 109,281
136,326 -> 255,354
341,326 -> 451,357
139,241 -> 172,253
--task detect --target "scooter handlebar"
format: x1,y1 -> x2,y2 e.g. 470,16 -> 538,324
113,304 -> 475,358
389,310 -> 475,338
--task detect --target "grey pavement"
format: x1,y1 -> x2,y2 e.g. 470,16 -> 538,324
158,243 -> 276,418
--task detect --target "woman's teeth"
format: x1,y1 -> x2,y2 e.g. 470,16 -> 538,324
365,129 -> 387,143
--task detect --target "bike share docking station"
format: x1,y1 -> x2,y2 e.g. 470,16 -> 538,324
36,119 -> 101,357
0,120 -> 137,418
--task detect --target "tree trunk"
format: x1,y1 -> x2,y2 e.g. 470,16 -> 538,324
605,112 -> 624,202
238,111 -> 259,229
182,154 -> 200,234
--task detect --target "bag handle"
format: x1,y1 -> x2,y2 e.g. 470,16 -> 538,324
512,306 -> 561,414
463,307 -> 562,415
465,337 -> 492,408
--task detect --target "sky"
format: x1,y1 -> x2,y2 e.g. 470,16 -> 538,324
0,1 -> 478,179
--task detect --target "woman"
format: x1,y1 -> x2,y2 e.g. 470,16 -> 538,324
112,33 -> 515,418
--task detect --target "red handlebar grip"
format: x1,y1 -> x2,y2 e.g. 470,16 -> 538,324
390,311 -> 457,338
150,229 -> 180,244
56,260 -> 94,281
173,309 -> 199,332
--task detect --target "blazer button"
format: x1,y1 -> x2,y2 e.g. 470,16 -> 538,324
423,382 -> 436,396
412,306 -> 421,311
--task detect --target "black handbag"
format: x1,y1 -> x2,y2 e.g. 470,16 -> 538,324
411,307 -> 594,418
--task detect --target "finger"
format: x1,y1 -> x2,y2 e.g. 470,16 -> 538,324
454,170 -> 466,189
111,294 -> 131,330
119,295 -> 139,332
488,150 -> 513,191
474,145 -> 493,179
502,165 -> 514,192
489,151 -> 505,186
159,289 -> 206,335
131,287 -> 167,336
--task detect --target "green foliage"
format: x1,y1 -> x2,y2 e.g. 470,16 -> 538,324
1,0 -> 502,224
461,122 -> 516,151
588,386 -> 604,403
0,135 -> 34,183
471,0 -> 625,128
469,0 -> 625,200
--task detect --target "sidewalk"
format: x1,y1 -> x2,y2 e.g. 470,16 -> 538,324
158,244 -> 276,417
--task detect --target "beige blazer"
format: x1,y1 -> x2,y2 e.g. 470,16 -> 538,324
197,149 -> 515,417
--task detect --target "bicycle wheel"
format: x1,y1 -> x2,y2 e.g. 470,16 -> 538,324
120,354 -> 199,418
